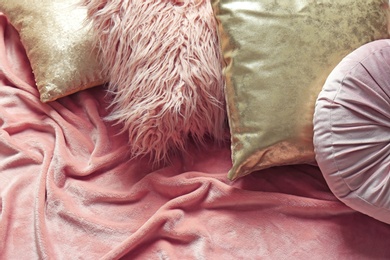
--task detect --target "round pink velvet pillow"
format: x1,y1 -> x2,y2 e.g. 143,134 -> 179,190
313,39 -> 390,224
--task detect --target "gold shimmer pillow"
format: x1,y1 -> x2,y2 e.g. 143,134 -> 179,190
212,0 -> 389,180
0,0 -> 107,102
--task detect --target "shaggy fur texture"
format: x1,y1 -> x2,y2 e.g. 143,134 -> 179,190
81,0 -> 226,162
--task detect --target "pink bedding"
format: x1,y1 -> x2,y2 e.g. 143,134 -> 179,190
0,15 -> 390,260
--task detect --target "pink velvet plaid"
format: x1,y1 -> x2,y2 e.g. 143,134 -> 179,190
1,12 -> 390,260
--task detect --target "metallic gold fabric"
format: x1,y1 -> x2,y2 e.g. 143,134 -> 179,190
212,0 -> 389,180
0,0 -> 107,102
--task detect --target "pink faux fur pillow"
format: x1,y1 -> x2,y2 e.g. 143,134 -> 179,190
81,0 -> 226,161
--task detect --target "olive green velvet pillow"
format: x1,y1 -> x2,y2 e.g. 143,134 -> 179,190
212,0 -> 389,180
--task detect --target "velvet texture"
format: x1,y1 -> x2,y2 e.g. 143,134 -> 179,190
314,39 -> 390,224
81,0 -> 226,162
212,0 -> 389,180
2,14 -> 390,259
0,0 -> 107,102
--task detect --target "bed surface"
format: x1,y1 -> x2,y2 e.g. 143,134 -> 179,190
1,14 -> 390,259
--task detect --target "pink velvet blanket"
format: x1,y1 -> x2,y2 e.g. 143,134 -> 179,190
0,15 -> 390,260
